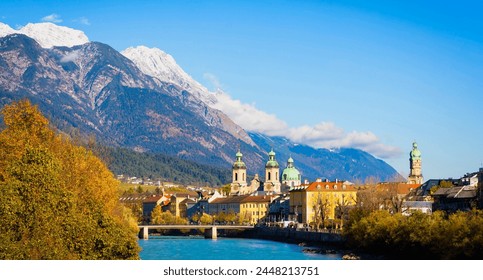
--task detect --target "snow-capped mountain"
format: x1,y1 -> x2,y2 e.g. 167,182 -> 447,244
122,46 -> 217,106
0,33 -> 265,169
0,22 -> 89,48
0,22 -> 16,36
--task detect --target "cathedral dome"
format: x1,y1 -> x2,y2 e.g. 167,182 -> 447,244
282,157 -> 300,181
282,166 -> 300,181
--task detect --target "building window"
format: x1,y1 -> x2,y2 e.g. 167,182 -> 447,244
334,185 -> 337,189
325,185 -> 329,189
268,172 -> 271,181
235,173 -> 238,181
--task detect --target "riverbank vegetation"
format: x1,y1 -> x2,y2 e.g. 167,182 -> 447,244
344,209 -> 483,259
0,100 -> 140,259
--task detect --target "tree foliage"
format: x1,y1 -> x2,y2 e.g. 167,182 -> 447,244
312,193 -> 331,230
0,100 -> 140,259
191,213 -> 214,225
92,145 -> 231,186
344,209 -> 483,259
149,205 -> 188,225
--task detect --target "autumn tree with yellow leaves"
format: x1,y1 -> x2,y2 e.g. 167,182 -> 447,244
0,100 -> 140,259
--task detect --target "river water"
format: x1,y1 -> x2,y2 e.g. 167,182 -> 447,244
138,236 -> 342,260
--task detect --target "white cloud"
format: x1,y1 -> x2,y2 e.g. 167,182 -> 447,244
41,14 -> 62,23
212,90 -> 289,135
203,72 -> 223,91
76,17 -> 90,26
60,50 -> 80,63
205,75 -> 402,159
287,122 -> 345,144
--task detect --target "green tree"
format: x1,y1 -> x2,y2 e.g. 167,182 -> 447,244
0,100 -> 140,259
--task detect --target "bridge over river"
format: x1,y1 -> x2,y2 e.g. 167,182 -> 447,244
138,225 -> 254,240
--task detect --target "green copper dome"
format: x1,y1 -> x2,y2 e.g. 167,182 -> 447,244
282,157 -> 300,181
265,148 -> 279,168
233,149 -> 246,169
410,142 -> 421,159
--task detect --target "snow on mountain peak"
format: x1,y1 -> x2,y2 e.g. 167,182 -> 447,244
121,45 -> 217,106
0,22 -> 89,48
0,22 -> 16,36
20,23 -> 89,48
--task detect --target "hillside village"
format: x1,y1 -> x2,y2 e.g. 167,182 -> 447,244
119,142 -> 483,230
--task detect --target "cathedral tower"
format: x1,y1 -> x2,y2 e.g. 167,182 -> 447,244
264,148 -> 281,193
408,142 -> 423,184
230,149 -> 247,194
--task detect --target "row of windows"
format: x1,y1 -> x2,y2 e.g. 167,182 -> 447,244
234,172 -> 246,181
241,203 -> 267,209
316,184 -> 348,190
267,172 -> 278,181
310,193 -> 355,200
248,211 -> 267,216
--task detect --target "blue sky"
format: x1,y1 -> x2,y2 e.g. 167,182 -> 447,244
1,0 -> 482,180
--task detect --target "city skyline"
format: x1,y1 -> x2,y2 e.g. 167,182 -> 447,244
1,0 -> 482,180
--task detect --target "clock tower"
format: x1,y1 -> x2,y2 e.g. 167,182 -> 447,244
408,142 -> 423,184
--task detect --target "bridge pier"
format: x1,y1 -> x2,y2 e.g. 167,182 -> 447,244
204,227 -> 217,239
143,227 -> 149,240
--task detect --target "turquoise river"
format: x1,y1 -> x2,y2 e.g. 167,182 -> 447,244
138,236 -> 343,260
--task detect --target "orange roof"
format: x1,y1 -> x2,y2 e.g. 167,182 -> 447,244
241,195 -> 276,203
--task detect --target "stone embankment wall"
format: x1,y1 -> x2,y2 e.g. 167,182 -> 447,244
252,227 -> 345,244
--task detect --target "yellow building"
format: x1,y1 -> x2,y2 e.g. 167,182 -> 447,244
240,195 -> 274,224
289,180 -> 357,225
